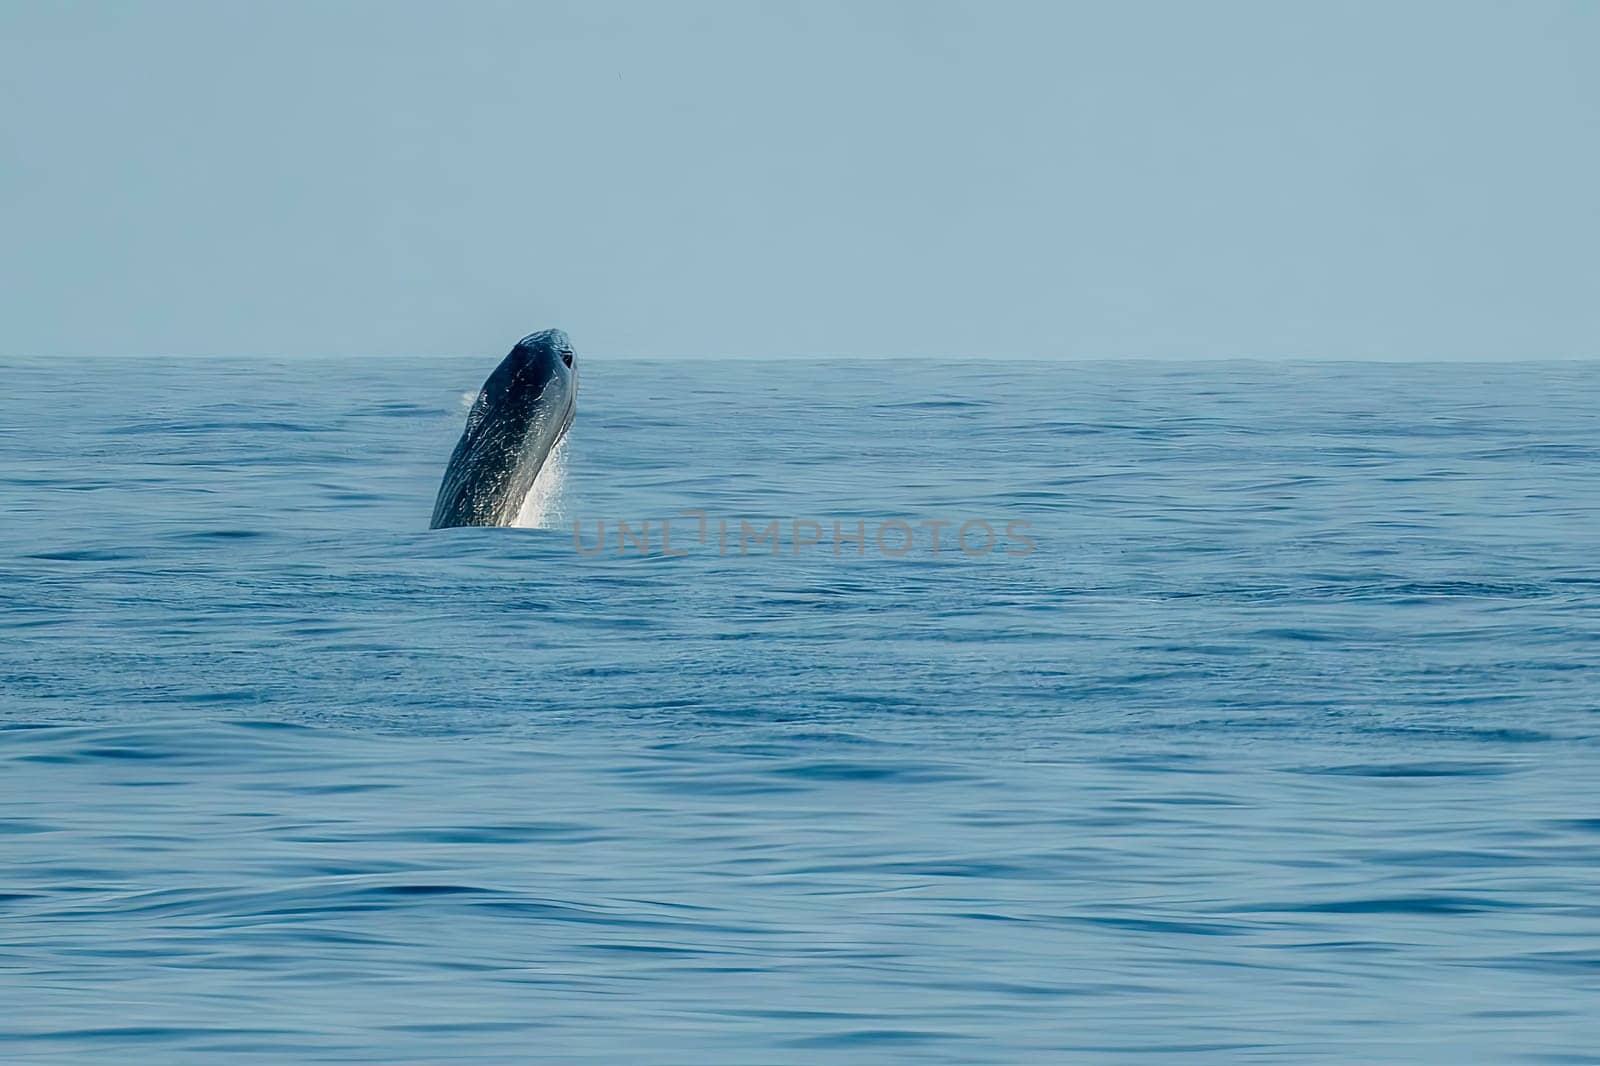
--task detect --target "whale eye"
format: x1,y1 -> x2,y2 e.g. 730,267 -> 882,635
560,349 -> 574,368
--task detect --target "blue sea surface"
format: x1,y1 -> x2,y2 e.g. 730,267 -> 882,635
2,356 -> 1598,1063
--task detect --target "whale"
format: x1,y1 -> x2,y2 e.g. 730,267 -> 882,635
429,329 -> 577,529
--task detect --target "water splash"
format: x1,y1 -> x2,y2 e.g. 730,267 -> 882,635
514,436 -> 567,529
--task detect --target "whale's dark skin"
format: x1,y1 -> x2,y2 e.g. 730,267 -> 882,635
429,329 -> 577,529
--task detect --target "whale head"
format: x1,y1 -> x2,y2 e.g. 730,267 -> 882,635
514,328 -> 575,370
429,329 -> 579,528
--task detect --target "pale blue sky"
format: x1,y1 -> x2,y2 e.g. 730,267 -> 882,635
2,1 -> 1595,358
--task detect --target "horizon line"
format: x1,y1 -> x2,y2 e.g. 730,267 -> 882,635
4,352 -> 1598,364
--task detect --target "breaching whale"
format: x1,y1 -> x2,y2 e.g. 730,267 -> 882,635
429,329 -> 577,529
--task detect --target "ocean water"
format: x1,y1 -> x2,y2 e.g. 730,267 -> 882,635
3,356 -> 1598,1064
